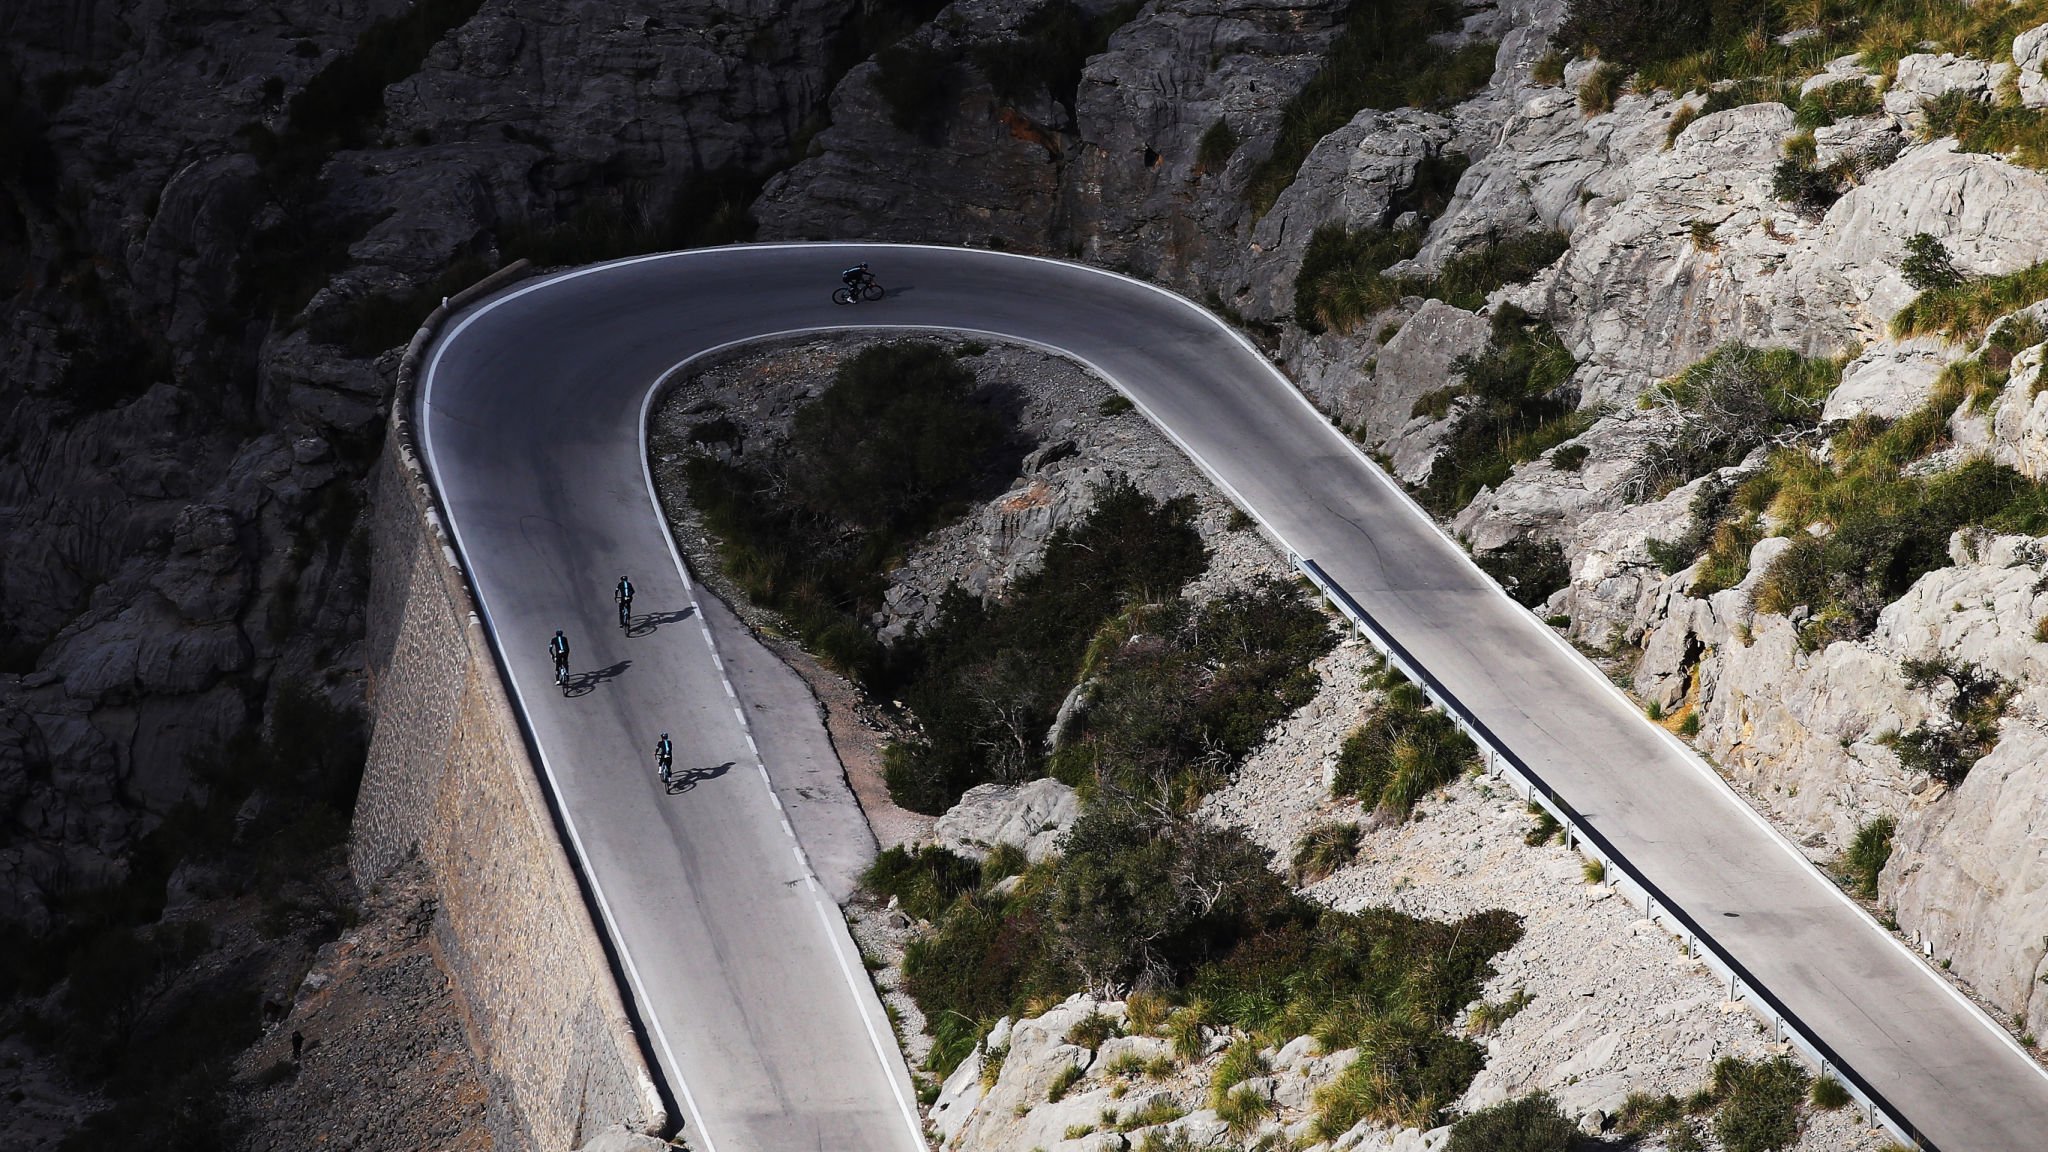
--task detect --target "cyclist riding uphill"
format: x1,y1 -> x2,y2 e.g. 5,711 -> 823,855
656,733 -> 674,783
615,575 -> 634,627
841,262 -> 872,292
549,629 -> 570,675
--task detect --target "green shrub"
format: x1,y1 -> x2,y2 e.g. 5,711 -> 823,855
1710,1054 -> 1809,1152
1425,230 -> 1570,310
1048,1062 -> 1085,1101
1900,232 -> 1964,293
1334,680 -> 1478,818
1841,815 -> 1896,900
1293,224 -> 1425,335
864,844 -> 983,921
1417,308 -> 1587,516
1679,711 -> 1701,736
1646,477 -> 1734,575
973,1 -> 1141,125
1291,821 -> 1363,884
1578,62 -> 1626,114
1523,807 -> 1560,846
1045,579 -> 1332,805
873,41 -> 960,141
1550,443 -> 1588,471
1245,1 -> 1494,214
1531,50 -> 1566,86
1197,117 -> 1239,172
1099,393 -> 1135,415
1312,1009 -> 1488,1134
1473,537 -> 1569,609
681,342 -> 1016,679
1771,156 -> 1841,216
1446,1091 -> 1577,1152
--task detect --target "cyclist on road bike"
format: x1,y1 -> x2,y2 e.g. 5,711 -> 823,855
549,630 -> 570,680
656,732 -> 674,784
615,575 -> 634,627
841,262 -> 872,292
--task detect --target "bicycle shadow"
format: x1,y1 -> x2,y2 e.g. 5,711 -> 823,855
564,659 -> 631,697
663,760 -> 734,795
625,606 -> 696,637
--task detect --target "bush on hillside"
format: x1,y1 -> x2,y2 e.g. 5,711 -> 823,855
1446,1092 -> 1577,1152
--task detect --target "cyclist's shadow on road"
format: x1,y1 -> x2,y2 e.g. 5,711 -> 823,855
625,606 -> 695,637
564,659 -> 631,697
664,760 -> 734,795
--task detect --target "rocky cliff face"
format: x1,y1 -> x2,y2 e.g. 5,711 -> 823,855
1,0 -> 860,1140
0,0 -> 855,923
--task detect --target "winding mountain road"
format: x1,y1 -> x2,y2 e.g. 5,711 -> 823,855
418,243 -> 2048,1151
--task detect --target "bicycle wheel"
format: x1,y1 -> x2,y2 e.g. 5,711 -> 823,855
832,286 -> 856,305
861,281 -> 884,301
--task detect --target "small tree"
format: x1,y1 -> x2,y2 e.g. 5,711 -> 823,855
1900,232 -> 1963,292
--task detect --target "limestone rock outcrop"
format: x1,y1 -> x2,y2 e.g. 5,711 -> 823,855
934,778 -> 1080,863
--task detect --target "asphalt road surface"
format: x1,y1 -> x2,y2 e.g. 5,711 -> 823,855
419,243 -> 2048,1151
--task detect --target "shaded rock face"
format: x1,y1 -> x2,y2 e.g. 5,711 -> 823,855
756,0 -> 1355,265
0,0 -> 852,925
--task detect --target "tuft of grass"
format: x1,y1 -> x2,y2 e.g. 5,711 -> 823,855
1215,1083 -> 1275,1137
1048,1062 -> 1085,1102
1531,50 -> 1566,86
1099,393 -> 1136,416
1291,822 -> 1363,884
1523,806 -> 1561,847
1893,259 -> 2048,344
1666,101 -> 1701,147
1810,1075 -> 1851,1111
1416,307 -> 1587,517
1293,224 -> 1425,335
1578,62 -> 1627,115
1125,990 -> 1170,1035
1066,1009 -> 1122,1052
1167,1005 -> 1209,1062
1119,1096 -> 1187,1131
1582,858 -> 1606,884
1840,815 -> 1896,901
1333,680 -> 1478,819
1710,1054 -> 1809,1152
1210,1038 -> 1272,1107
1464,987 -> 1532,1037
1679,711 -> 1701,737
1922,87 -> 2048,172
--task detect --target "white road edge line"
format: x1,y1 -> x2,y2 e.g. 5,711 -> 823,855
421,318 -> 715,1152
638,353 -> 929,1152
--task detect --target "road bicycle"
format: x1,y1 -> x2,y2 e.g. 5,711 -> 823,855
618,598 -> 632,630
657,752 -> 673,786
832,278 -> 885,305
553,654 -> 569,689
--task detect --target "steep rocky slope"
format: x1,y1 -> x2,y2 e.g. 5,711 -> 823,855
756,0 -> 2048,1128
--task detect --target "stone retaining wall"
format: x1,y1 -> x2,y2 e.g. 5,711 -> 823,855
353,262 -> 667,1150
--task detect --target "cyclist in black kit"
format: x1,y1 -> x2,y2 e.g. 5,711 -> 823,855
549,629 -> 570,686
615,575 -> 634,629
656,732 -> 674,785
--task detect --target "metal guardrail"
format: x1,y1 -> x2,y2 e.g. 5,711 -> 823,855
1290,553 -> 1926,1150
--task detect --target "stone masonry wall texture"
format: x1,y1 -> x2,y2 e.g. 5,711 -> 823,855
353,280 -> 665,1150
